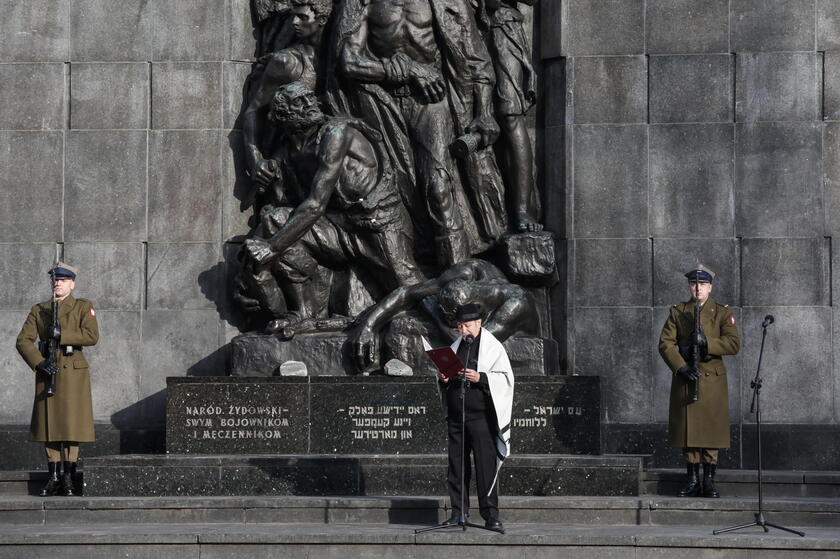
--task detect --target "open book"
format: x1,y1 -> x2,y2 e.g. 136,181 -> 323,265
422,337 -> 464,379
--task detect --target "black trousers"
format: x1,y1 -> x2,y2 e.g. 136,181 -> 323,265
447,415 -> 499,521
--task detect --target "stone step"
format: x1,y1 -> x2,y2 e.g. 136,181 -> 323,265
82,454 -> 643,497
0,471 -> 42,496
645,468 -> 840,498
0,520 -> 834,559
0,494 -> 838,529
10,463 -> 838,502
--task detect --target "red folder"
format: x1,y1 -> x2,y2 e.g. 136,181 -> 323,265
425,346 -> 464,379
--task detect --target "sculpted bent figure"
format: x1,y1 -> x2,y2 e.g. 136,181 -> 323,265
337,0 -> 504,267
238,83 -> 424,333
243,0 -> 332,196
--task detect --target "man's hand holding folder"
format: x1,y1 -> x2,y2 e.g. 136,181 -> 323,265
422,337 -> 480,382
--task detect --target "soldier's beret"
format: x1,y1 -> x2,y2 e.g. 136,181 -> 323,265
684,264 -> 714,283
48,262 -> 78,280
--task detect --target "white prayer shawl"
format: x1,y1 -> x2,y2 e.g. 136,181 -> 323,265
447,328 -> 514,495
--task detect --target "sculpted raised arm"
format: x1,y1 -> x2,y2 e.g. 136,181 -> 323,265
339,5 -> 390,83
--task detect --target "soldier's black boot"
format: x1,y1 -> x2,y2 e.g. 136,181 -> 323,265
677,463 -> 702,497
60,461 -> 76,496
702,464 -> 720,498
39,462 -> 60,496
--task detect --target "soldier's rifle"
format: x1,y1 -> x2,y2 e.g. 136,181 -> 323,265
44,249 -> 61,397
689,301 -> 702,402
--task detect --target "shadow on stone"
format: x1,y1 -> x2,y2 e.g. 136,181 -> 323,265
198,258 -> 254,334
187,344 -> 229,377
244,456 -> 361,496
386,498 -> 441,525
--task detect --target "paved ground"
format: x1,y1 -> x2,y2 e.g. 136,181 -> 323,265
0,520 -> 834,544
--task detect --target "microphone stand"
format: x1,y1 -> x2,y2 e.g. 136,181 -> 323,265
416,335 -> 494,534
713,318 -> 804,537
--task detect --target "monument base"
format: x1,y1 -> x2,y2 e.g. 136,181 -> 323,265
82,454 -> 642,497
230,332 -> 559,376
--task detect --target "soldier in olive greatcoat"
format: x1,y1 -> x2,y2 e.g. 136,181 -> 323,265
658,265 -> 740,498
15,263 -> 99,496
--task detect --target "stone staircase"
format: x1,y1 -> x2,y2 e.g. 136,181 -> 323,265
0,461 -> 837,558
0,494 -> 839,528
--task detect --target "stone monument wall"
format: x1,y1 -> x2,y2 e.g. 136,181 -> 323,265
0,0 -> 257,467
545,0 -> 840,469
0,1 -> 838,471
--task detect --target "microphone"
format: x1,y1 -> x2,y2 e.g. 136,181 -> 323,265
761,315 -> 775,328
463,334 -> 475,345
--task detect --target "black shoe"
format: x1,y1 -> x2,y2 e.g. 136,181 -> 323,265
39,462 -> 60,497
702,464 -> 720,498
678,463 -> 702,497
485,518 -> 504,533
61,461 -> 76,496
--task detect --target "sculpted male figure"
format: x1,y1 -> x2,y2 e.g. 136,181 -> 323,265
482,0 -> 542,232
336,0 -> 505,267
243,0 -> 332,195
238,82 -> 424,332
251,0 -> 294,59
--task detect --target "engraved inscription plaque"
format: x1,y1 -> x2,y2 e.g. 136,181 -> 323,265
512,377 -> 600,454
309,377 -> 445,454
166,377 -> 309,454
166,376 -> 600,455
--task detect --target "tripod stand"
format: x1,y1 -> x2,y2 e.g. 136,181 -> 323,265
416,337 -> 499,535
713,316 -> 804,537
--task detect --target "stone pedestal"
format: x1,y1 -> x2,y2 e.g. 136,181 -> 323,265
97,367 -> 606,498
230,333 -> 560,377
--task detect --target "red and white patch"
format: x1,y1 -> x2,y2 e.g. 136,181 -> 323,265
89,308 -> 96,317
729,316 -> 735,326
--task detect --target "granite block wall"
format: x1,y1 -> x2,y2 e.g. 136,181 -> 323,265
555,0 -> 840,468
0,0 -> 838,471
0,0 -> 250,454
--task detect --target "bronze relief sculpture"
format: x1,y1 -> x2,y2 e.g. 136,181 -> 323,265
234,0 -> 553,375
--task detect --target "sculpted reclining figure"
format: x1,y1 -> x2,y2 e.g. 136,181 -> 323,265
348,258 -> 539,372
